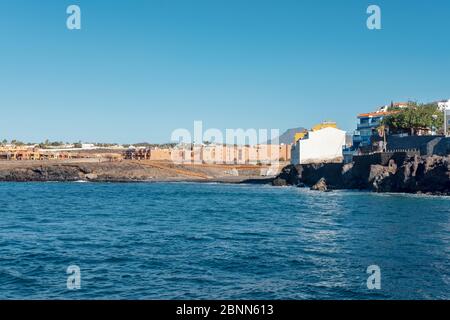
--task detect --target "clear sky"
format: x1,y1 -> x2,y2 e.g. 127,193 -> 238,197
1,0 -> 449,143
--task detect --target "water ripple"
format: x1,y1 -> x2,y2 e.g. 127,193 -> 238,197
0,182 -> 449,299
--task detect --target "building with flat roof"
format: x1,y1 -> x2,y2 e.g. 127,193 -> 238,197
354,111 -> 396,149
437,99 -> 450,111
291,124 -> 346,165
445,107 -> 450,137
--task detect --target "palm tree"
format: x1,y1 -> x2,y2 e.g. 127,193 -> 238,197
377,125 -> 387,152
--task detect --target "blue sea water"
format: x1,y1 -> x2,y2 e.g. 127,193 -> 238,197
0,182 -> 449,300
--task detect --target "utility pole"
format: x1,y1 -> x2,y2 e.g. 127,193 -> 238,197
445,108 -> 448,137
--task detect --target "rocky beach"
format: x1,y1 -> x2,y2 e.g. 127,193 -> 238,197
272,153 -> 450,195
1,154 -> 449,195
0,160 -> 275,183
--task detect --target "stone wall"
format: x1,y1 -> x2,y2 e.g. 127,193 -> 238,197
387,136 -> 450,156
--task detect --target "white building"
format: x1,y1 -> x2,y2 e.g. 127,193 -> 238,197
291,127 -> 346,165
438,99 -> 450,111
446,110 -> 450,136
438,100 -> 450,136
378,102 -> 409,113
81,143 -> 96,149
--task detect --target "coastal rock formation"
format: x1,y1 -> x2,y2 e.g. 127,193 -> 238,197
271,165 -> 299,186
0,162 -> 153,182
372,155 -> 450,194
0,165 -> 84,182
273,154 -> 450,195
0,161 -> 274,183
310,178 -> 329,192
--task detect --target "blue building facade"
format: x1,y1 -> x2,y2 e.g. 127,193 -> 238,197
343,111 -> 391,163
353,112 -> 388,149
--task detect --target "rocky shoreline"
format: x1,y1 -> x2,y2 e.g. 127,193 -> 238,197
0,160 -> 273,184
272,154 -> 450,196
2,155 -> 449,195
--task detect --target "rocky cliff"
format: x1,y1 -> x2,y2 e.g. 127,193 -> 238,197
272,154 -> 450,195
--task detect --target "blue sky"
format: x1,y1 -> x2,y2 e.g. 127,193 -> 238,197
1,0 -> 449,143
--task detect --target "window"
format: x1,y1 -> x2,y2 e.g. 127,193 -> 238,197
360,118 -> 369,124
371,118 -> 381,125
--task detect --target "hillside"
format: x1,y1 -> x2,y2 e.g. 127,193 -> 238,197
268,127 -> 305,145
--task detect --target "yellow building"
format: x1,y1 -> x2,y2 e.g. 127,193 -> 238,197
294,131 -> 308,143
312,121 -> 338,132
150,148 -> 172,161
294,122 -> 338,144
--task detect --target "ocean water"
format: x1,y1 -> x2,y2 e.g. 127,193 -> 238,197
0,182 -> 449,300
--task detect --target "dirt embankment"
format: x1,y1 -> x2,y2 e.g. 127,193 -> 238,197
0,160 -> 278,183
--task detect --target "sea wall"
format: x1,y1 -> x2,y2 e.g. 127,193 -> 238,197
387,136 -> 450,156
272,153 -> 450,195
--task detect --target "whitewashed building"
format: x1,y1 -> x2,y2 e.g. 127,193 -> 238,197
438,100 -> 450,136
291,127 -> 346,165
446,110 -> 450,136
438,99 -> 450,111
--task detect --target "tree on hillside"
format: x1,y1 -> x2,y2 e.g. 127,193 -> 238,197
382,102 -> 444,135
73,142 -> 82,148
11,139 -> 25,146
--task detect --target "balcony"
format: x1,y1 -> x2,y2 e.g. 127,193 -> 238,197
357,122 -> 380,130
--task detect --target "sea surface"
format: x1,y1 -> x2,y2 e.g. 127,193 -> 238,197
0,182 -> 449,299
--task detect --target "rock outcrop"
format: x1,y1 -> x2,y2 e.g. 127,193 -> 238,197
310,178 -> 329,192
0,161 -> 273,183
0,165 -> 85,182
273,154 -> 450,195
271,165 -> 300,186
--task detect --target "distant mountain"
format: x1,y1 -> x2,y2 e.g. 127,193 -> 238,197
267,127 -> 305,145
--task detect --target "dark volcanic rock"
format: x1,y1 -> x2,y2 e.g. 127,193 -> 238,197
272,165 -> 300,186
0,165 -> 83,182
295,163 -> 344,189
272,178 -> 288,186
272,154 -> 450,195
310,178 -> 329,192
373,155 -> 450,194
0,161 -> 270,183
